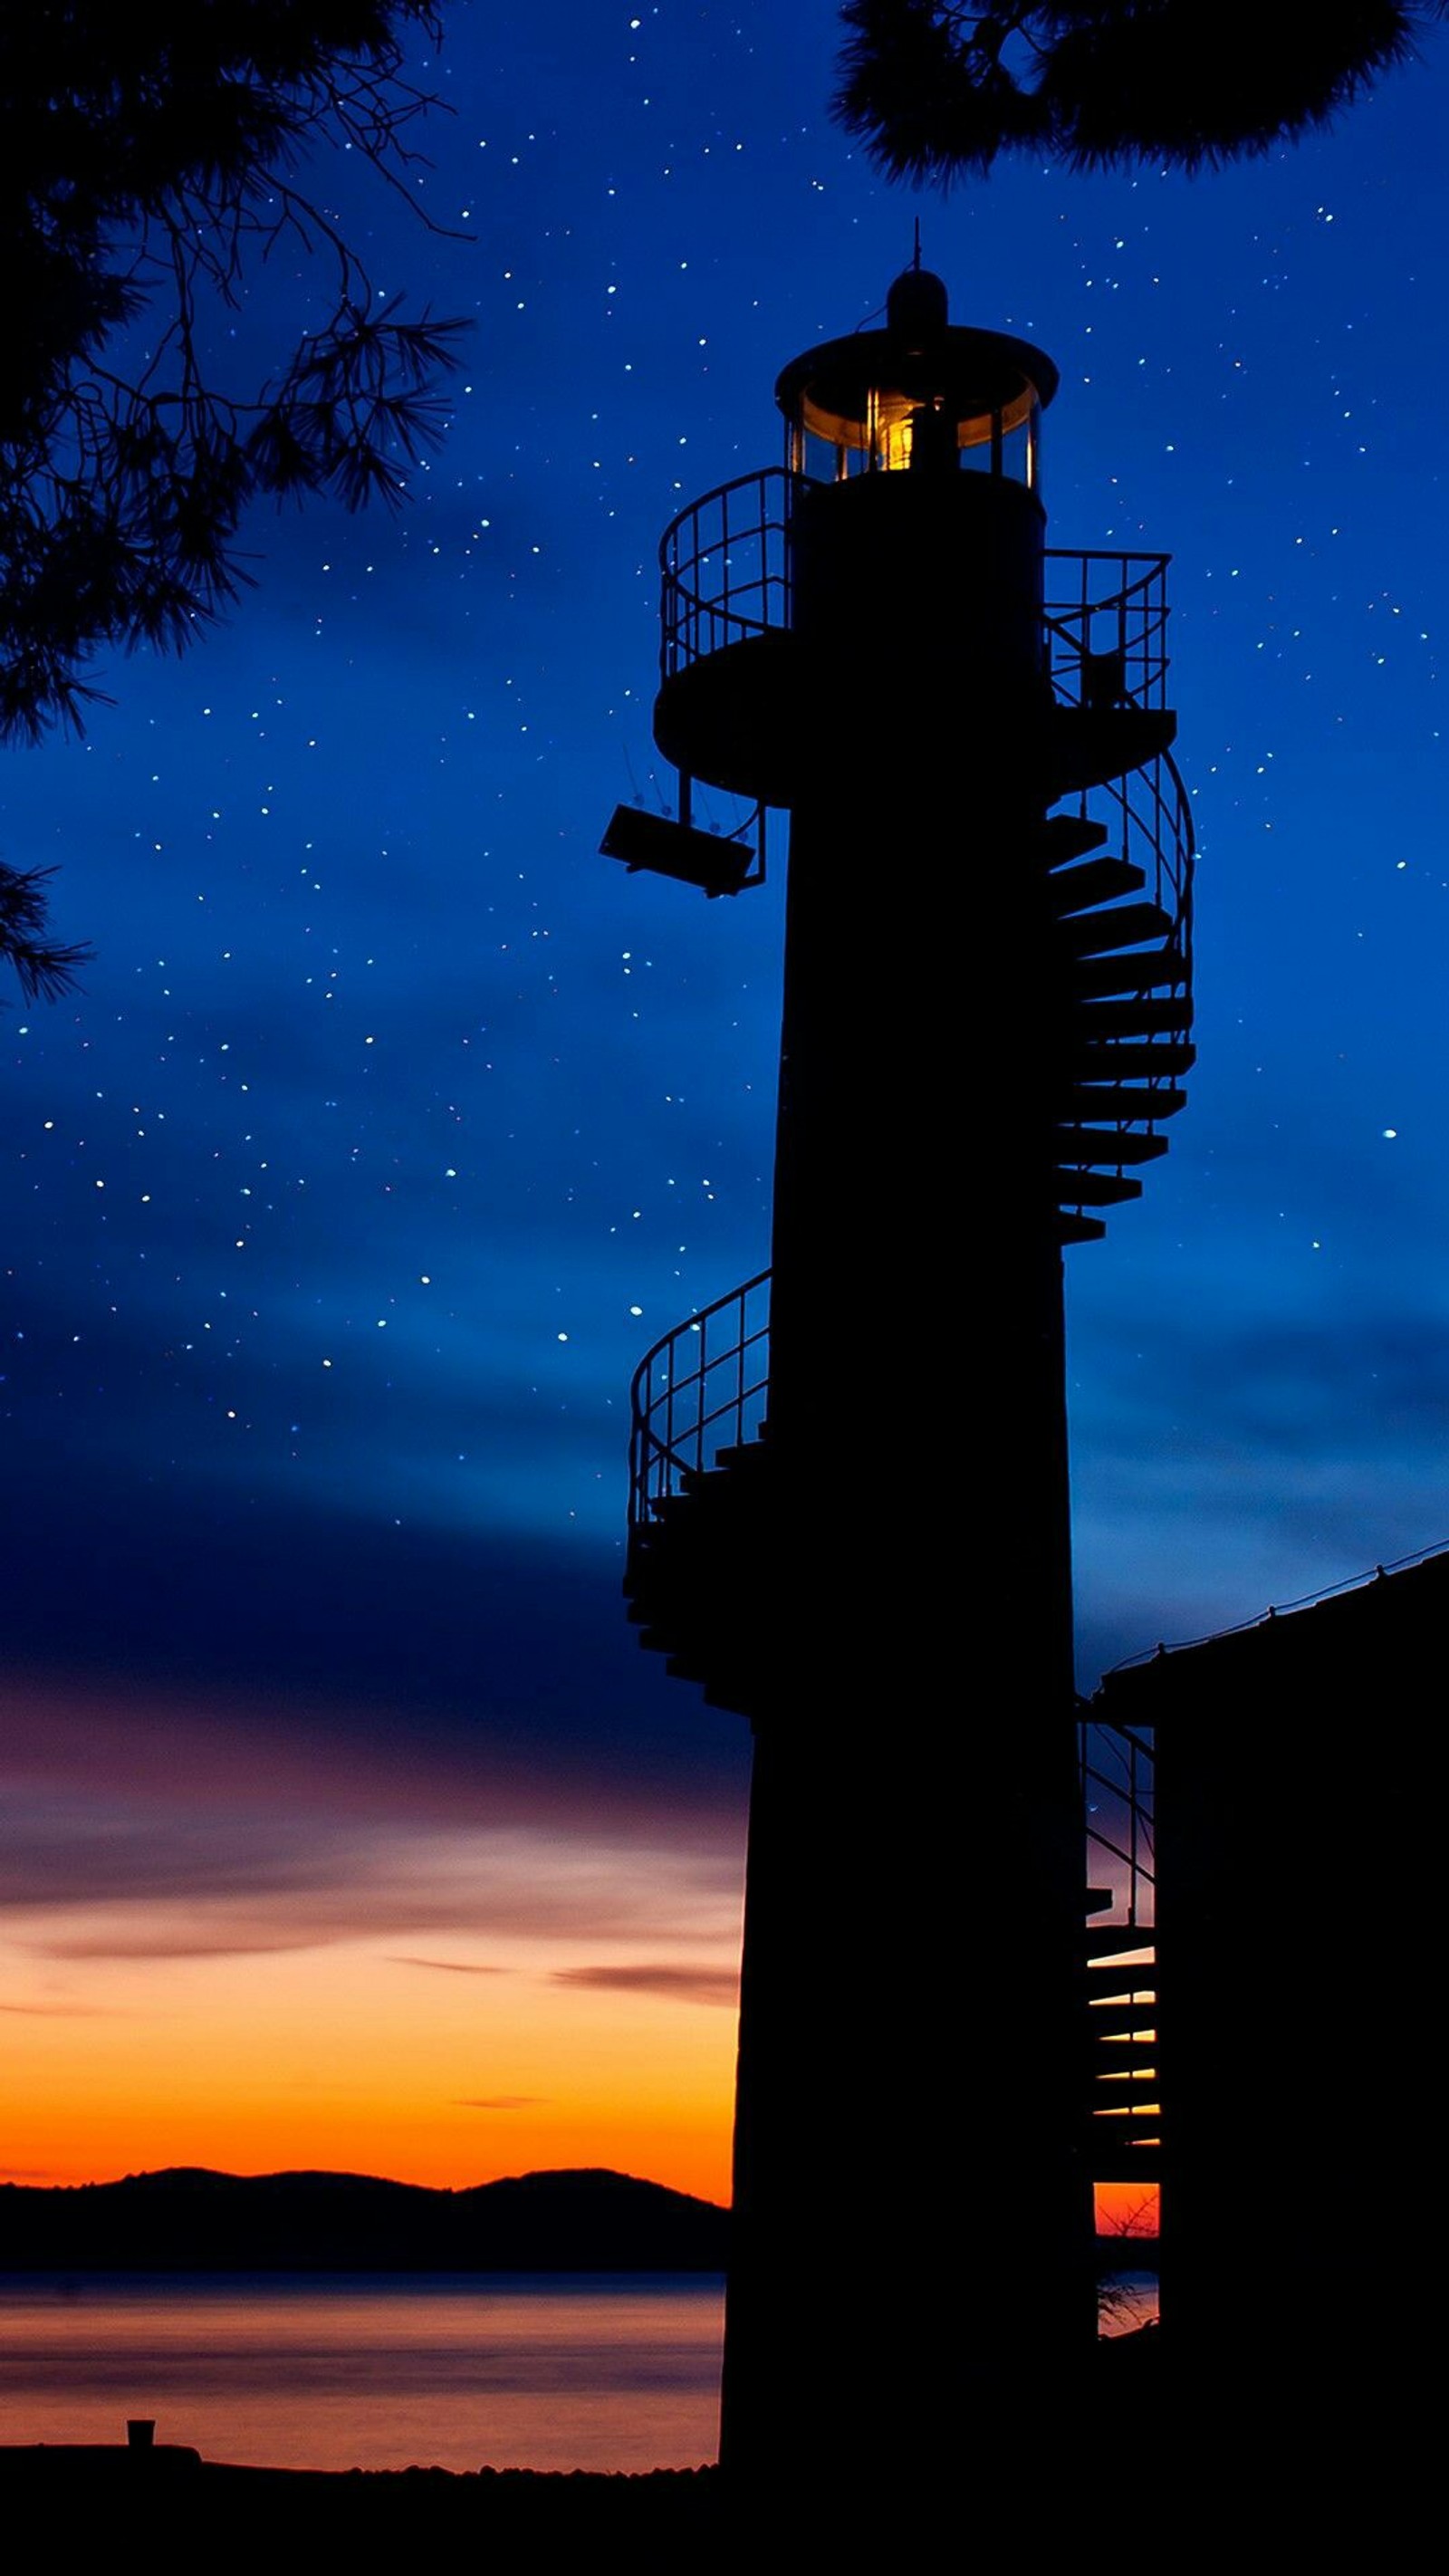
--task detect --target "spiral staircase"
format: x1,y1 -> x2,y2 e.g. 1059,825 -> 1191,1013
619,1272 -> 1162,2225
1081,1721 -> 1159,2206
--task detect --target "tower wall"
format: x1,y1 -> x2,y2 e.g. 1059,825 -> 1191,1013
789,470 -> 1047,698
716,476 -> 1098,2482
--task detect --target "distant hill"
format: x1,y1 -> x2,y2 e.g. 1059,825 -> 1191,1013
0,2167 -> 730,2273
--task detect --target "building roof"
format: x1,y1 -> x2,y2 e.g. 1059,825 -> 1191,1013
1096,1543 -> 1449,1715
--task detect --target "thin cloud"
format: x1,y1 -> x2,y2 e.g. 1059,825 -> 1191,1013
0,2000 -> 111,2016
6,1799 -> 742,1960
552,1963 -> 740,2009
390,1956 -> 505,1975
453,2096 -> 546,2110
3,1677 -> 748,1872
26,1937 -> 305,1962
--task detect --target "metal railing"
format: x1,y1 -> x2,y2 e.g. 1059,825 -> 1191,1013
1104,1535 -> 1449,1669
659,469 -> 794,685
628,1270 -> 772,1531
1042,550 -> 1172,711
1116,743 -> 1193,930
1080,1716 -> 1156,1934
1041,551 -> 1194,1038
659,493 -> 1176,716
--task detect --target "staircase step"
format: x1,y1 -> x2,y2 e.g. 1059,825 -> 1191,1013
1049,856 -> 1146,916
712,1437 -> 772,1474
1070,946 -> 1187,1001
1056,1128 -> 1169,1169
636,1625 -> 680,1658
1057,1169 -> 1144,1208
702,1679 -> 758,1717
1059,1212 -> 1108,1245
664,1653 -> 713,1685
1089,2023 -> 1157,2052
1071,995 -> 1195,1042
1073,1042 -> 1196,1080
677,1464 -> 759,1504
1086,1953 -> 1156,1985
1046,703 -> 1176,795
1059,901 -> 1175,958
1039,814 -> 1110,866
1064,1083 -> 1188,1122
1083,1922 -> 1156,1956
1085,2146 -> 1163,2179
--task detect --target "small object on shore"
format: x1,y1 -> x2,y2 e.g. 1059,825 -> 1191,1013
127,2420 -> 156,2451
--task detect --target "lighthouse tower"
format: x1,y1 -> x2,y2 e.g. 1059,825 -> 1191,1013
604,265 -> 1194,2480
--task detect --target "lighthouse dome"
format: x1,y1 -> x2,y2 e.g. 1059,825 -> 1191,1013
886,264 -> 949,342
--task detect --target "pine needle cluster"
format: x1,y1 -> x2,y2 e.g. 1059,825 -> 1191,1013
834,3 -> 1443,182
0,4 -> 466,995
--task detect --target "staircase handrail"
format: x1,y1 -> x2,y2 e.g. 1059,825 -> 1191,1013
629,1268 -> 772,1530
659,469 -> 796,682
1080,1716 -> 1156,1933
1041,549 -> 1173,711
1094,739 -> 1195,948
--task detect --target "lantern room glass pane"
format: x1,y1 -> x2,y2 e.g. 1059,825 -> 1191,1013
792,385 -> 1042,487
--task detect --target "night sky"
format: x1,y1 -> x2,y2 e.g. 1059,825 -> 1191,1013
5,7 -> 1448,2196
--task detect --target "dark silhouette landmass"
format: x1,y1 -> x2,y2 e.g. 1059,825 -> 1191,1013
0,2162 -> 1161,2279
0,2166 -> 729,2273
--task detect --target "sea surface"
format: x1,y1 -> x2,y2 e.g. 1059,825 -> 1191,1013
0,2269 -> 1159,2473
0,2273 -> 726,2473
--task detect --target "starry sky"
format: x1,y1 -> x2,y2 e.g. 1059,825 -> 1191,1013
5,6 -> 1448,2198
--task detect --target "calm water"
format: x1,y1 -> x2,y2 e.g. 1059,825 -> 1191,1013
0,2274 -> 725,2473
0,2271 -> 1159,2472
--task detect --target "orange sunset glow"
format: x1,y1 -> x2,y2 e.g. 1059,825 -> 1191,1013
7,1676 -> 1157,2234
3,1941 -> 740,2202
4,1675 -> 745,2205
1095,2182 -> 1160,2239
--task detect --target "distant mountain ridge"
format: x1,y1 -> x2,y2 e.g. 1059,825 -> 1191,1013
0,2166 -> 730,2273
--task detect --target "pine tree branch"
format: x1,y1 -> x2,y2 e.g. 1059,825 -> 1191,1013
0,862 -> 93,1003
0,4 -> 469,749
834,3 -> 1446,184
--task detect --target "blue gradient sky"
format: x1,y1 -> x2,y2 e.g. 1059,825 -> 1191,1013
5,6 -> 1447,2182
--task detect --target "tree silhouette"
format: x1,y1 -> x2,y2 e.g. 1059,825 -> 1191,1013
834,2 -> 1446,182
1,2 -> 465,998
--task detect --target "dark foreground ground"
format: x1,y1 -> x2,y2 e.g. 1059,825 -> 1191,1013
0,2333 -> 1361,2561
0,2446 -> 734,2562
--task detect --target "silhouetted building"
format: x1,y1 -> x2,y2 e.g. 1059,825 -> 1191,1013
1097,1548 -> 1444,2396
606,261 -> 1194,2476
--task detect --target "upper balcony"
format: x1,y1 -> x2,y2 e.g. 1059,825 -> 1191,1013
652,465 -> 1176,806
